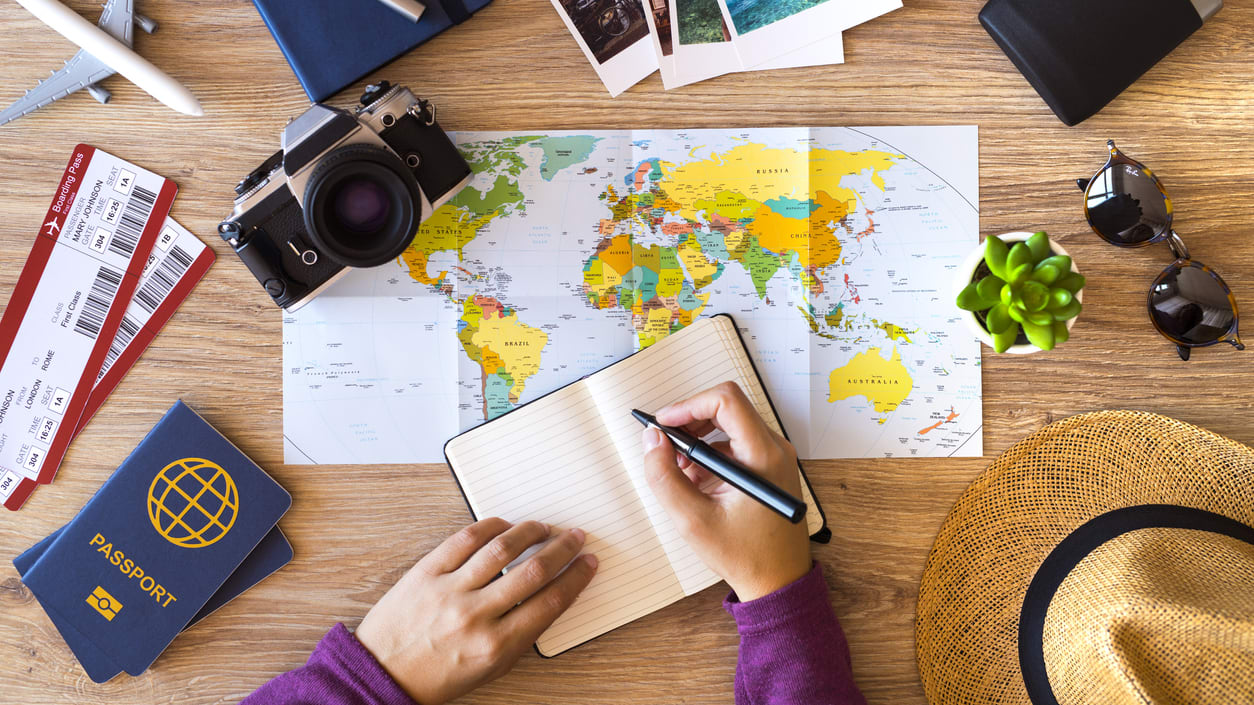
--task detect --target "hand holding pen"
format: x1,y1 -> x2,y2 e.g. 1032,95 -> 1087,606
638,382 -> 813,602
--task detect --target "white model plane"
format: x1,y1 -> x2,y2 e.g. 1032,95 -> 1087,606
1,0 -> 164,126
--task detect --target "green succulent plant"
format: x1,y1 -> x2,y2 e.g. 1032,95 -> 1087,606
956,232 -> 1085,353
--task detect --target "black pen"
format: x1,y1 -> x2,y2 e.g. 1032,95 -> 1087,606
632,409 -> 807,524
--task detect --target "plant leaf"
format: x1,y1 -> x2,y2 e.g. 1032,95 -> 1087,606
1023,320 -> 1056,351
1001,283 -> 1013,305
1032,264 -> 1061,286
1026,231 -> 1051,261
1027,309 -> 1054,326
986,304 -> 1013,334
993,321 -> 1020,353
1053,320 -> 1071,346
1036,255 -> 1072,275
1048,288 -> 1074,309
1058,272 -> 1087,294
976,275 -> 1006,302
1007,304 -> 1027,324
1052,299 -> 1082,321
1021,281 -> 1049,311
1010,263 -> 1033,286
1006,243 -> 1033,273
985,236 -> 1009,279
956,282 -> 990,311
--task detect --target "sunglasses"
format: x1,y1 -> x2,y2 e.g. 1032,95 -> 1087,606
1077,140 -> 1244,361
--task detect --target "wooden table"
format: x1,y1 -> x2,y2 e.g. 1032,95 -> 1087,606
2,1 -> 1253,703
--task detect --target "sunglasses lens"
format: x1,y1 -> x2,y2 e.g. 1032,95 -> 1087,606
1085,164 -> 1169,245
1150,263 -> 1236,345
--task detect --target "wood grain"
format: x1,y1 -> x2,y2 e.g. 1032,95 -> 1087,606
2,1 -> 1253,703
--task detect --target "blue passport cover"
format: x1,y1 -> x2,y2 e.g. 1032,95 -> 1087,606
251,0 -> 495,102
20,401 -> 292,676
15,526 -> 293,682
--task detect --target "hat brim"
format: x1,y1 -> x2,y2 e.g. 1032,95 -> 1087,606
915,410 -> 1254,705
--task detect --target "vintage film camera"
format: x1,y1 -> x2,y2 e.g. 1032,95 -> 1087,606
218,82 -> 471,311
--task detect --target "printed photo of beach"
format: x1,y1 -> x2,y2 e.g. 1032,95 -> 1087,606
725,0 -> 836,34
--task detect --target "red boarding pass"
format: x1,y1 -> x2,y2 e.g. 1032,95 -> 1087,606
1,217 -> 214,511
0,145 -> 175,505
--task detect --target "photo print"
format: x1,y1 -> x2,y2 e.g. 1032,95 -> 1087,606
644,0 -> 680,88
669,0 -> 843,88
676,0 -> 730,45
716,0 -> 900,67
551,0 -> 659,96
647,0 -> 673,56
725,0 -> 834,35
558,0 -> 651,63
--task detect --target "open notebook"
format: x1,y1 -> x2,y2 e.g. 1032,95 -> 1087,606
444,314 -> 828,656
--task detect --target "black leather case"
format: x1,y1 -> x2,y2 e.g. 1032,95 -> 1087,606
979,0 -> 1206,125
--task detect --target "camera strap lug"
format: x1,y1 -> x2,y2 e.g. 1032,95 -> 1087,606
408,99 -> 437,127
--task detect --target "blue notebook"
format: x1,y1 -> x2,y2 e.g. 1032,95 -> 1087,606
251,0 -> 496,102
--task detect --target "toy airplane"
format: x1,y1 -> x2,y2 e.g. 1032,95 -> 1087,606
2,0 -> 202,126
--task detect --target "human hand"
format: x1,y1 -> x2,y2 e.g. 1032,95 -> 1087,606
355,519 -> 597,705
642,381 -> 811,602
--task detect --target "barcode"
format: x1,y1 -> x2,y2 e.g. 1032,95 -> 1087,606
74,266 -> 123,339
99,313 -> 141,379
134,244 -> 193,313
107,184 -> 157,258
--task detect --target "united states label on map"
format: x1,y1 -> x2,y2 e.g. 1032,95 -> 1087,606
283,127 -> 982,464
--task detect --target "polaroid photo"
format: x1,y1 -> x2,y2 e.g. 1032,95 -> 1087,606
551,0 -> 659,96
643,0 -> 680,88
716,0 -> 901,68
669,0 -> 736,86
670,0 -> 843,88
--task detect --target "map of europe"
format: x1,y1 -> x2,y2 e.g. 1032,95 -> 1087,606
283,127 -> 982,463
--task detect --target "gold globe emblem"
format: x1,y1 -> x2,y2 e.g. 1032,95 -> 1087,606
147,458 -> 238,549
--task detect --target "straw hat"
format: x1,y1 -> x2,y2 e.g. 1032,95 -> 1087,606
916,410 -> 1254,705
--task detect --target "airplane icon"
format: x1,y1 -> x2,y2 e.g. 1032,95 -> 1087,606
0,0 -> 174,126
44,220 -> 61,235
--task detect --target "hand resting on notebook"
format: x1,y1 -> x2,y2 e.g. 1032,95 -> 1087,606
353,519 -> 598,705
642,381 -> 813,602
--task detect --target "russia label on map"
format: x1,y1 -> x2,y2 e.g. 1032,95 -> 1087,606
283,127 -> 982,464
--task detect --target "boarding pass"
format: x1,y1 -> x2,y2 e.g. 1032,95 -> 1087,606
1,217 -> 214,511
0,145 -> 176,499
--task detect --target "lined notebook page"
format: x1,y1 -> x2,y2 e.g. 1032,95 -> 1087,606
586,315 -> 822,596
445,315 -> 822,656
444,381 -> 686,657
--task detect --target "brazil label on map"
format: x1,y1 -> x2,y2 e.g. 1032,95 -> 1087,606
283,127 -> 982,463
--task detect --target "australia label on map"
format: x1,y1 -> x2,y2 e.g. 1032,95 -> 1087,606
283,127 -> 982,464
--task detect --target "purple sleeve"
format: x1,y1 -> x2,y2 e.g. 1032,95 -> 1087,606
240,623 -> 417,705
723,563 -> 867,705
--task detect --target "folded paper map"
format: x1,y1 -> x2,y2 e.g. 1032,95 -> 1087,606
283,127 -> 982,463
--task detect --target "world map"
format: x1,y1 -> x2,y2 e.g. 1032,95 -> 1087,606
283,127 -> 982,463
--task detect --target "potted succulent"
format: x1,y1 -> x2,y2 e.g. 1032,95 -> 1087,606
955,231 -> 1084,354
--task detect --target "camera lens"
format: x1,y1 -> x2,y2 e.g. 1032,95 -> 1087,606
302,144 -> 423,268
332,178 -> 392,233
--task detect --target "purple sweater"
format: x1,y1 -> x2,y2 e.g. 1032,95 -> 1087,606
242,563 -> 865,705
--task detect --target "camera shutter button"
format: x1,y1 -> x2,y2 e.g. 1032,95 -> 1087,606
264,279 -> 286,298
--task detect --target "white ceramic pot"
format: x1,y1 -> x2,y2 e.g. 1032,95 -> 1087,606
955,231 -> 1083,355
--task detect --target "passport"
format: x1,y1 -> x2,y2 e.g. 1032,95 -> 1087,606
19,401 -> 291,676
14,526 -> 293,682
251,0 -> 495,102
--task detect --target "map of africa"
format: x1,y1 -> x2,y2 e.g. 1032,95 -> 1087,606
283,127 -> 982,463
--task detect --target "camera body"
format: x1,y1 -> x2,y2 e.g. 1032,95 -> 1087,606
219,82 -> 471,311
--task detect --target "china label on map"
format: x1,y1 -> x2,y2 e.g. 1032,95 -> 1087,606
283,127 -> 982,464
